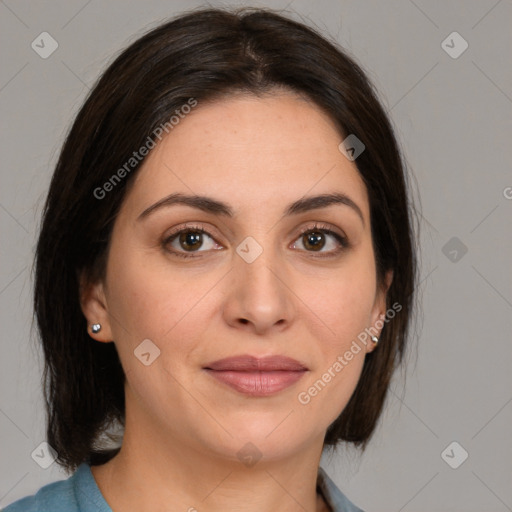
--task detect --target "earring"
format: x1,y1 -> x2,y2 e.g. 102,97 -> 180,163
91,323 -> 102,334
371,335 -> 379,345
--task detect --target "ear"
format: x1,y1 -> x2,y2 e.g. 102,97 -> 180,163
366,269 -> 394,353
79,271 -> 114,343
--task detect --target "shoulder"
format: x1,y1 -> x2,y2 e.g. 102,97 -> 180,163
317,466 -> 365,512
2,476 -> 77,512
2,464 -> 111,512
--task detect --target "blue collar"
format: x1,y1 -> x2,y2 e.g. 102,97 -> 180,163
317,466 -> 365,512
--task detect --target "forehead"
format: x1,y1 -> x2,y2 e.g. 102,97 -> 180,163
124,92 -> 369,220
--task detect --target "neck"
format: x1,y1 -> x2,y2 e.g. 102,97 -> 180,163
91,407 -> 329,511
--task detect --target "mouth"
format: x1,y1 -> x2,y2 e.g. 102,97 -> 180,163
203,355 -> 308,397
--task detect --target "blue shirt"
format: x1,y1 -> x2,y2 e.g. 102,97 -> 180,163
3,464 -> 364,512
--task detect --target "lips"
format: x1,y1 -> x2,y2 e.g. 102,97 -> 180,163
203,355 -> 308,396
204,355 -> 308,372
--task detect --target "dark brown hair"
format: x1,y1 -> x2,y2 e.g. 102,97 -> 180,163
34,6 -> 419,472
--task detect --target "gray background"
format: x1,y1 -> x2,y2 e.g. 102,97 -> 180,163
1,1 -> 511,511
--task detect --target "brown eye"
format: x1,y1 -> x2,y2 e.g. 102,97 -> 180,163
302,231 -> 326,251
163,226 -> 222,259
292,225 -> 348,257
178,231 -> 204,251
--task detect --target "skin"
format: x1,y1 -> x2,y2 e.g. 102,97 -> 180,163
81,91 -> 392,512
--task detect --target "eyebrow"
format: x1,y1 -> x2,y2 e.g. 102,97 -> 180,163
137,192 -> 365,226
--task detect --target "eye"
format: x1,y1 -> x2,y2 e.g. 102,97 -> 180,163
162,224 -> 223,259
291,223 -> 348,257
162,222 -> 349,260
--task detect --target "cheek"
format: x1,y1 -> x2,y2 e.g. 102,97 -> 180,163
292,251 -> 376,417
102,245 -> 214,423
294,330 -> 367,439
104,238 -> 217,372
297,253 -> 377,352
295,295 -> 369,429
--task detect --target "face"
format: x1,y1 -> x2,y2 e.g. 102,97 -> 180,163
82,91 -> 391,463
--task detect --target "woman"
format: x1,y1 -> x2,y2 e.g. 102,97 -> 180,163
5,6 -> 418,512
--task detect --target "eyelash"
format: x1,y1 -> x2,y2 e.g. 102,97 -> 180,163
162,222 -> 349,259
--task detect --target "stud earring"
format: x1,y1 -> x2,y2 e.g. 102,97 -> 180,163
91,323 -> 102,334
371,335 -> 379,345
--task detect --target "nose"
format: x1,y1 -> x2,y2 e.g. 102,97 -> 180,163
221,243 -> 296,336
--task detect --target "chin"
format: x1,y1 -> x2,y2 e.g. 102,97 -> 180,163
199,419 -> 315,464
